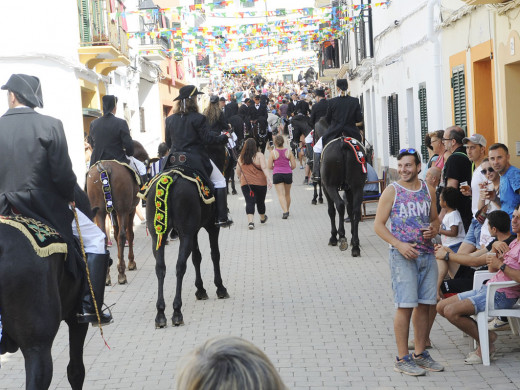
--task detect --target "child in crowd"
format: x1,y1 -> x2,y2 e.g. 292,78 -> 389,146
439,187 -> 466,252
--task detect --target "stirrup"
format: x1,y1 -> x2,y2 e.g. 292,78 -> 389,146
77,303 -> 115,326
215,218 -> 233,228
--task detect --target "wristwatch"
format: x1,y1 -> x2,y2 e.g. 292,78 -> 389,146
444,252 -> 450,262
500,263 -> 507,272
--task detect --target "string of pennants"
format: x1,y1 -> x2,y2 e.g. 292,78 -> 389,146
123,1 -> 389,73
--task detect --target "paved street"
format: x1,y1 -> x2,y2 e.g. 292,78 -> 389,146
1,167 -> 520,390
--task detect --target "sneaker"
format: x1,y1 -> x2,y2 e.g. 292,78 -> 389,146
260,215 -> 268,224
488,317 -> 510,331
248,222 -> 255,230
394,354 -> 426,376
303,177 -> 309,185
413,351 -> 444,372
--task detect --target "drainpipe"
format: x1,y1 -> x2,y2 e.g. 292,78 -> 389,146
427,0 -> 444,130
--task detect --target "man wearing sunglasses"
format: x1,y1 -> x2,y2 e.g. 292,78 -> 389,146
374,149 -> 443,376
441,126 -> 473,233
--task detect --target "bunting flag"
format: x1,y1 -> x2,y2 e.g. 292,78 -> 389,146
128,1 -> 390,73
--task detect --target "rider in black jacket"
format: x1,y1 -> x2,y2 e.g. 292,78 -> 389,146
164,86 -> 233,227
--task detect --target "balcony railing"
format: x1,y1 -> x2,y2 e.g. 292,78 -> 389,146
78,0 -> 129,58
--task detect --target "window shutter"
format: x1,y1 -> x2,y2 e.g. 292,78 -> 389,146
388,95 -> 400,157
452,65 -> 467,131
139,107 -> 146,133
418,86 -> 428,162
78,0 -> 91,43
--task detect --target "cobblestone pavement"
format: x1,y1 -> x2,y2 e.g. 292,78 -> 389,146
1,166 -> 520,389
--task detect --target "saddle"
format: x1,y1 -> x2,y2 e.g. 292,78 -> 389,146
321,137 -> 368,174
0,215 -> 67,257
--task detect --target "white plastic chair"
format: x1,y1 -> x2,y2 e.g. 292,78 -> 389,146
472,270 -> 520,365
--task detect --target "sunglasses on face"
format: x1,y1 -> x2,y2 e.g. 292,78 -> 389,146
481,167 -> 495,175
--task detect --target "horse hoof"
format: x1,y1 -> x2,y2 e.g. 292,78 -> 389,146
319,198 -> 323,204
105,274 -> 112,286
195,290 -> 209,300
128,261 -> 137,271
172,313 -> 184,326
155,314 -> 167,329
118,274 -> 127,285
231,189 -> 237,195
352,247 -> 361,257
311,199 -> 317,205
328,238 -> 338,246
339,237 -> 348,251
216,289 -> 230,299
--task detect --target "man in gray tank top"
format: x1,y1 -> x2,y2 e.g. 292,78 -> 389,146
374,149 -> 443,376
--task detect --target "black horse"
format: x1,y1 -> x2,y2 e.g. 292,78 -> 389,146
0,224 -> 88,389
252,119 -> 269,154
304,66 -> 317,85
146,170 -> 230,328
321,137 -> 367,257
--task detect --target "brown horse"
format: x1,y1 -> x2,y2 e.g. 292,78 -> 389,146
87,161 -> 139,285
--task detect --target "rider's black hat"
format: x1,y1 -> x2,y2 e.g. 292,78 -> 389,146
1,74 -> 43,108
174,85 -> 204,101
315,89 -> 325,98
102,95 -> 118,115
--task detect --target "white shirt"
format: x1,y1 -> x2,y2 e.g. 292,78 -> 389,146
441,210 -> 466,247
471,164 -> 487,216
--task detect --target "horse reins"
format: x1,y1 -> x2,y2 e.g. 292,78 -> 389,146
72,207 -> 110,349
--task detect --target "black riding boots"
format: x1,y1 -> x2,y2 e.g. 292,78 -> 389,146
215,187 -> 233,228
312,152 -> 321,182
78,251 -> 113,326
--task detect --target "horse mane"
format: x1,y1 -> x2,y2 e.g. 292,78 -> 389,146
132,140 -> 150,163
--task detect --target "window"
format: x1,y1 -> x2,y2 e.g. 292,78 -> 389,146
451,65 -> 467,131
388,94 -> 400,157
418,85 -> 428,162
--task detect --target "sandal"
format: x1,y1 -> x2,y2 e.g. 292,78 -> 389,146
464,349 -> 496,365
248,222 -> 255,230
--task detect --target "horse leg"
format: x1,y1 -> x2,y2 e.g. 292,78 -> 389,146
172,235 -> 193,326
318,182 -> 324,204
333,190 -> 347,251
65,319 -> 88,390
153,239 -> 167,328
348,188 -> 364,257
312,182 -> 318,205
116,213 -> 128,285
191,234 -> 209,300
127,210 -> 137,271
22,346 -> 54,390
323,188 -> 338,246
207,225 -> 229,299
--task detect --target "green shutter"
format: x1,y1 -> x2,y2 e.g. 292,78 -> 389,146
78,0 -> 91,43
452,65 -> 467,131
388,95 -> 400,157
418,86 -> 428,162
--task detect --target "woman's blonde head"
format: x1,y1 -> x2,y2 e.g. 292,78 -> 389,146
274,135 -> 285,148
176,336 -> 287,390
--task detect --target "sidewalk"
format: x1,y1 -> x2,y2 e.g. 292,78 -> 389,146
1,167 -> 519,389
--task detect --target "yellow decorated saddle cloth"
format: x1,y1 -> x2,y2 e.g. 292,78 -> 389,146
0,215 -> 67,257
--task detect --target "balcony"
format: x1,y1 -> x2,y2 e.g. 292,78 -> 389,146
78,0 -> 130,75
139,36 -> 171,62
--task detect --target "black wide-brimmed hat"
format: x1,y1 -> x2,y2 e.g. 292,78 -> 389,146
1,73 -> 43,108
336,79 -> 349,91
174,85 -> 204,101
315,89 -> 325,98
